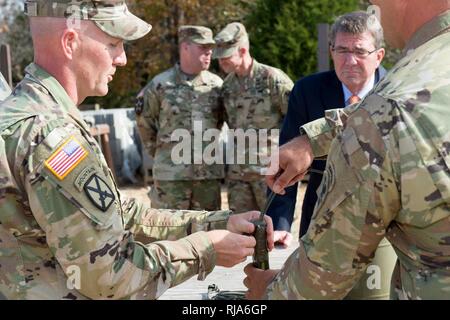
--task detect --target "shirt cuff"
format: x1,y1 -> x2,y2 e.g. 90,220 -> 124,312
191,210 -> 232,232
184,231 -> 216,280
300,118 -> 333,158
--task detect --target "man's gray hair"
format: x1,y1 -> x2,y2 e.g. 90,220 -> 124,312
329,11 -> 384,49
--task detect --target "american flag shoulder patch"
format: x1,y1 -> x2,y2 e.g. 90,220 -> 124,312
45,136 -> 88,180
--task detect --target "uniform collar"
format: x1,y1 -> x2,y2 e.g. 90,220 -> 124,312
247,58 -> 259,79
24,63 -> 88,131
238,58 -> 259,80
230,59 -> 259,87
404,10 -> 450,55
25,63 -> 82,119
174,63 -> 208,86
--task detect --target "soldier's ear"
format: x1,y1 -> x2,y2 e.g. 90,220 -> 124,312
239,47 -> 247,56
61,29 -> 80,60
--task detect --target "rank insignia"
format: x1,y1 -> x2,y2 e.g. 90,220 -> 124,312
84,174 -> 116,212
45,137 -> 88,180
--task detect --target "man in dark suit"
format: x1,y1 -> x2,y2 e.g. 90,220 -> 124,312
268,11 -> 386,239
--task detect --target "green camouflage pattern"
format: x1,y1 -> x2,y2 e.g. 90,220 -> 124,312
0,72 -> 11,101
150,180 -> 221,211
0,63 -> 232,300
178,25 -> 215,45
136,63 -> 225,181
24,0 -> 152,41
222,60 -> 293,181
227,179 -> 267,213
266,11 -> 450,300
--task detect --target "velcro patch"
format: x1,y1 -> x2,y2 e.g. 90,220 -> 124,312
45,136 -> 88,180
84,174 -> 116,212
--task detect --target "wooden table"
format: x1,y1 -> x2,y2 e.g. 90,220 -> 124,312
159,241 -> 299,300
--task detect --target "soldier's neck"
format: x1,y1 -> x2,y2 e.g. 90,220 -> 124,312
34,60 -> 83,106
236,55 -> 253,78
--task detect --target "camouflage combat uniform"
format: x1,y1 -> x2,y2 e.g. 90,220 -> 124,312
266,11 -> 450,300
0,72 -> 11,101
0,1 -> 232,300
215,23 -> 293,213
136,26 -> 225,211
222,60 -> 293,213
0,63 -> 231,300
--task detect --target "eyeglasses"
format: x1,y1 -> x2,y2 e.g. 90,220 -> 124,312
331,46 -> 379,59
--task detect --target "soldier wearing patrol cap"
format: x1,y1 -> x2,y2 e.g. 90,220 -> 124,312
214,22 -> 294,214
245,0 -> 450,300
136,25 -> 226,211
0,1 -> 274,300
0,72 -> 11,101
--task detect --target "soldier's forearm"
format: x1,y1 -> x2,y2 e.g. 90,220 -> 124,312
122,198 -> 230,242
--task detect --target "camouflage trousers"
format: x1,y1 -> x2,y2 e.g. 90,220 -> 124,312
150,179 -> 221,210
227,179 -> 267,213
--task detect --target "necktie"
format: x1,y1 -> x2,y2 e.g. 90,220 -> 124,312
348,95 -> 361,105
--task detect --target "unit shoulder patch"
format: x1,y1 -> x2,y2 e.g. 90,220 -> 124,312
83,174 -> 116,212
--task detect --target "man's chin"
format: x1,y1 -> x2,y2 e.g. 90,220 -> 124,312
93,87 -> 109,97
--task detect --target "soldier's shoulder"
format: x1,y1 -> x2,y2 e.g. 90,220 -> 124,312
203,71 -> 223,87
0,87 -> 61,134
145,67 -> 177,92
374,34 -> 450,105
257,62 -> 291,81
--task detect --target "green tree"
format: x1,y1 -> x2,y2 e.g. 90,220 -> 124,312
1,0 -> 32,83
245,0 -> 361,80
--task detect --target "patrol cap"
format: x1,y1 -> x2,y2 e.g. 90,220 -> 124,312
178,25 -> 215,45
24,0 -> 152,41
213,22 -> 248,59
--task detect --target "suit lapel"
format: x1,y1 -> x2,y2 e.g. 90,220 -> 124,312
319,70 -> 345,111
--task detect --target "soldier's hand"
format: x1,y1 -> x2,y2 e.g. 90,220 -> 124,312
227,211 -> 274,251
207,230 -> 256,267
266,135 -> 314,195
273,230 -> 293,248
243,263 -> 279,300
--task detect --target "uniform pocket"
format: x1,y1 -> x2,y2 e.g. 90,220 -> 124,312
309,130 -> 369,244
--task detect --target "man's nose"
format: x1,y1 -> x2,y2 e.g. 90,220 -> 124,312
344,53 -> 358,65
114,49 -> 127,67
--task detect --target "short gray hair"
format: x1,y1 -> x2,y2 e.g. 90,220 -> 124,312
329,11 -> 384,49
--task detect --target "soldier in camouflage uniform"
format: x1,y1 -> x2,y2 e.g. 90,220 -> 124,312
244,0 -> 450,300
214,22 -> 294,213
0,72 -> 11,101
0,0 -> 274,300
136,26 -> 225,211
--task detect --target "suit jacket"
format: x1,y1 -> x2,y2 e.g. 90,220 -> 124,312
267,67 -> 386,235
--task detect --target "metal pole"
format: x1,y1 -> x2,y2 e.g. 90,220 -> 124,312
0,44 -> 12,88
317,23 -> 330,73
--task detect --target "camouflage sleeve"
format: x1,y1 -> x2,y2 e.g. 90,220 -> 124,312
22,118 -> 226,299
135,82 -> 160,158
121,196 -> 230,242
271,71 -> 294,116
266,99 -> 401,299
301,103 -> 360,157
